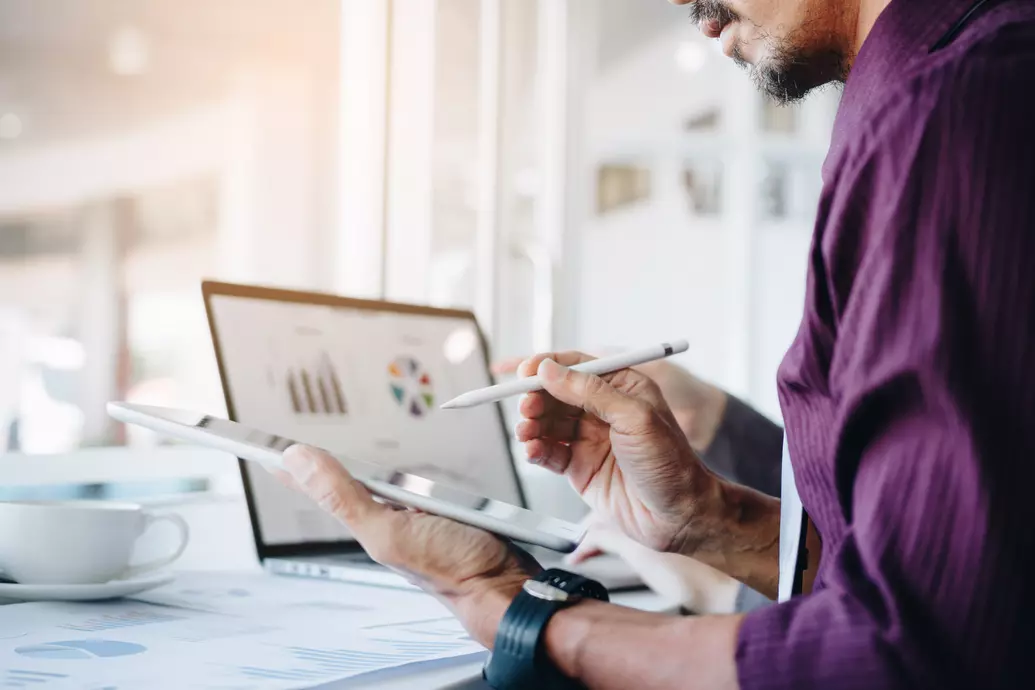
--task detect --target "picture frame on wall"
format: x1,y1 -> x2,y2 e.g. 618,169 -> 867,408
595,163 -> 652,216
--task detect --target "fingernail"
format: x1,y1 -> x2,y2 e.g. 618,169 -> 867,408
538,358 -> 566,382
282,445 -> 319,483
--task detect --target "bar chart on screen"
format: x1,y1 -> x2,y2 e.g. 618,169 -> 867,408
285,350 -> 349,416
262,330 -> 351,418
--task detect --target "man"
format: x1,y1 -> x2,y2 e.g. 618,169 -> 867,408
278,0 -> 1035,687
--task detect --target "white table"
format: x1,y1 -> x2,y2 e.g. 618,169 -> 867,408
341,589 -> 679,689
0,449 -> 680,689
0,574 -> 676,689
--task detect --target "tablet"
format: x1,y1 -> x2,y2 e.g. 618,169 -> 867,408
107,402 -> 584,552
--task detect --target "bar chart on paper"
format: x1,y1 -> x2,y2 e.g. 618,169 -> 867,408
57,609 -> 186,633
2,669 -> 69,688
230,616 -> 482,684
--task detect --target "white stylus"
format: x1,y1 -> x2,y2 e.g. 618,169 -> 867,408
440,339 -> 689,410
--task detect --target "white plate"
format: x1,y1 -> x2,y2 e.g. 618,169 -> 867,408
0,574 -> 174,602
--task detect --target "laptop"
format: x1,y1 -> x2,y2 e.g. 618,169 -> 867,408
202,281 -> 642,591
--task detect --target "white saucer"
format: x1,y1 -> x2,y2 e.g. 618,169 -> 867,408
0,574 -> 174,602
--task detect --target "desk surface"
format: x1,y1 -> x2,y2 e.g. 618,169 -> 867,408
0,489 -> 678,688
0,576 -> 676,690
340,589 -> 678,690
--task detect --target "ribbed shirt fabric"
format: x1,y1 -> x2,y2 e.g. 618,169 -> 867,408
735,0 -> 1035,688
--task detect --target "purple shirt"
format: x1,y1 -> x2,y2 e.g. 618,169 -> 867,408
736,0 -> 1035,688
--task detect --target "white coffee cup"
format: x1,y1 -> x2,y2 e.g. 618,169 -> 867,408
0,500 -> 190,585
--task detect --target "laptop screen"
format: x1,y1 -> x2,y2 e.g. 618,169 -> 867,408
203,283 -> 524,552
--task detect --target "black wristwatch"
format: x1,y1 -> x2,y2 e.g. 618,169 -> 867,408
482,569 -> 609,690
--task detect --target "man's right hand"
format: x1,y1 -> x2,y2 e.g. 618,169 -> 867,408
494,353 -> 729,453
513,352 -> 726,556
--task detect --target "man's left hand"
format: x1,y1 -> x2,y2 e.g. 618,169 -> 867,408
278,445 -> 540,648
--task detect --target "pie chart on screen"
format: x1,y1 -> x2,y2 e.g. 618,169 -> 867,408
388,356 -> 435,418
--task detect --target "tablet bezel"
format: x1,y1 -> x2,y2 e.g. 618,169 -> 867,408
107,402 -> 582,553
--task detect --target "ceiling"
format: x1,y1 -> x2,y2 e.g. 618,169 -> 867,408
0,0 -> 686,150
0,0 -> 339,149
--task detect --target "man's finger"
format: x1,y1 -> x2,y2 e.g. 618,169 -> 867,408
564,537 -> 606,565
519,391 -> 582,422
537,359 -> 655,435
282,445 -> 389,532
267,465 -> 305,494
524,439 -> 573,475
515,416 -> 579,443
516,351 -> 596,379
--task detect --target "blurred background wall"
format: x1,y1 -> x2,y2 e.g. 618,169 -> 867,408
0,0 -> 836,502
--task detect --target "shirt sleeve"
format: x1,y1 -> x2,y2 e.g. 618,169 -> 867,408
736,59 -> 1035,689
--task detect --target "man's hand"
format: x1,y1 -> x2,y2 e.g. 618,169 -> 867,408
494,354 -> 728,452
278,445 -> 539,647
515,352 -> 783,598
278,444 -> 747,690
514,352 -> 725,555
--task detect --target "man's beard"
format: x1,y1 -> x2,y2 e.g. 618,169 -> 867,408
737,41 -> 849,105
688,0 -> 849,105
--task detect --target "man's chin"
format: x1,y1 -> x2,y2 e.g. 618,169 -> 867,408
729,45 -> 809,104
749,49 -> 848,105
752,65 -> 820,105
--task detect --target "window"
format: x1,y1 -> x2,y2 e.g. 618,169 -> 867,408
0,0 -> 340,499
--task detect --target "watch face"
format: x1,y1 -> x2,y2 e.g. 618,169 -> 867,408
523,579 -> 575,603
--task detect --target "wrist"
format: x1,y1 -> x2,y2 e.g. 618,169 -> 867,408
451,576 -> 527,649
669,472 -> 737,559
541,598 -> 603,680
673,479 -> 783,597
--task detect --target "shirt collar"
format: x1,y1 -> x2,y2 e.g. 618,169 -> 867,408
848,0 -> 988,89
824,0 -> 987,174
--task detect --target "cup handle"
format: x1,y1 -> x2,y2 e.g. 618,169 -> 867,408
123,513 -> 190,579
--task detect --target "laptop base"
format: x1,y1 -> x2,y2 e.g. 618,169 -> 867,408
267,551 -> 645,593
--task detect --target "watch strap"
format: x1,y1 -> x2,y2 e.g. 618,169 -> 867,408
485,586 -> 574,689
483,569 -> 608,690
